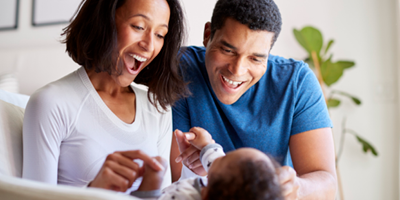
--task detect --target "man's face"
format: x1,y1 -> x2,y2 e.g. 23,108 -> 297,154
203,18 -> 275,105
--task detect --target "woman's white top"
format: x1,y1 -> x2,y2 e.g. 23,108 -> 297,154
22,67 -> 172,193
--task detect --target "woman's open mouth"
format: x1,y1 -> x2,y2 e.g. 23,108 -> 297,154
124,53 -> 148,74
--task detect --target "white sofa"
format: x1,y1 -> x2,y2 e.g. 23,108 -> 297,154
0,89 -> 140,200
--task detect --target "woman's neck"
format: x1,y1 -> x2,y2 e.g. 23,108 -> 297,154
86,68 -> 132,95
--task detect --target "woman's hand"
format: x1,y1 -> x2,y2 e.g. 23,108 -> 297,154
88,150 -> 165,192
277,166 -> 300,200
138,156 -> 168,191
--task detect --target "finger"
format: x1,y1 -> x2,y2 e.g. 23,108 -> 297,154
277,166 -> 296,184
175,145 -> 199,163
120,150 -> 164,171
188,159 -> 202,169
175,129 -> 191,152
107,153 -> 141,173
185,132 -> 196,140
187,151 -> 200,165
105,158 -> 142,188
190,165 -> 207,177
99,165 -> 131,192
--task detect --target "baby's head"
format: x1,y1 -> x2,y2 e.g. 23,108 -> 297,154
203,148 -> 283,200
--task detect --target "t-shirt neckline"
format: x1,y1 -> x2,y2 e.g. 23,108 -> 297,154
77,67 -> 141,131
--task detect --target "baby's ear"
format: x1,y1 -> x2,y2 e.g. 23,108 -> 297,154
201,187 -> 209,200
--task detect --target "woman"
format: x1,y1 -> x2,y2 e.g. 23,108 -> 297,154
22,0 -> 188,193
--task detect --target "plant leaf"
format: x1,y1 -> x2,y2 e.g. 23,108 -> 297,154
293,27 -> 323,57
355,135 -> 378,156
335,90 -> 362,105
327,98 -> 341,108
321,59 -> 344,86
304,57 -> 314,68
324,39 -> 334,56
336,60 -> 355,69
351,97 -> 361,105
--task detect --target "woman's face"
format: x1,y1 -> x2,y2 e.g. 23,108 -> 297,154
114,0 -> 170,87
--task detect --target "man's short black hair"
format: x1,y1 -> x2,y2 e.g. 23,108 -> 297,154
207,158 -> 283,200
210,0 -> 282,46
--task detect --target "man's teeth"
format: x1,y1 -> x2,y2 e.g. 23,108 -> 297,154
222,76 -> 242,87
129,54 -> 147,62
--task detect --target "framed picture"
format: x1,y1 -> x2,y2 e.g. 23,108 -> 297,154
32,0 -> 82,26
0,0 -> 19,31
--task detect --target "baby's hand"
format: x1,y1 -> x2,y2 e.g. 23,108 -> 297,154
184,127 -> 215,150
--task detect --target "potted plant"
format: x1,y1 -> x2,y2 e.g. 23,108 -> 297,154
293,26 -> 378,200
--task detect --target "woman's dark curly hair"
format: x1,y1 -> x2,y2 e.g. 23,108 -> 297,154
207,158 -> 283,200
210,0 -> 282,47
62,0 -> 189,111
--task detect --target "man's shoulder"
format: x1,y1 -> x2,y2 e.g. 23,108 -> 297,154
180,46 -> 206,66
266,54 -> 312,79
268,54 -> 307,68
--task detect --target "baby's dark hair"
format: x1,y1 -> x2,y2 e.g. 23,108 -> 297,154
207,158 -> 283,200
210,0 -> 282,47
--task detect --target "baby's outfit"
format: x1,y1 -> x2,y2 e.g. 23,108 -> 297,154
131,143 -> 225,200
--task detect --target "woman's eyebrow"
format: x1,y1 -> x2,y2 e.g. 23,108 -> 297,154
128,13 -> 168,28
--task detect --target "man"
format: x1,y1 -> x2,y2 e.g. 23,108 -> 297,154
171,0 -> 337,199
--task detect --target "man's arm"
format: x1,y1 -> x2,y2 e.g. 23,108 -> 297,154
279,127 -> 337,200
170,133 -> 183,182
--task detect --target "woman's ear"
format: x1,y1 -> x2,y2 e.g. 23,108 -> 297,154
203,22 -> 211,47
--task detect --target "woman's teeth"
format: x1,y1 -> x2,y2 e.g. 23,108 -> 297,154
129,54 -> 147,62
222,76 -> 242,87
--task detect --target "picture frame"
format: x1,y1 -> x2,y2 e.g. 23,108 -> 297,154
0,0 -> 19,31
32,0 -> 82,27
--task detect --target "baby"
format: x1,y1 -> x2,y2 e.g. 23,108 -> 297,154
131,127 -> 283,200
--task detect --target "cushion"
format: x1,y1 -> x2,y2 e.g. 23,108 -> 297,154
0,175 -> 140,200
0,73 -> 19,93
0,100 -> 24,177
0,89 -> 29,109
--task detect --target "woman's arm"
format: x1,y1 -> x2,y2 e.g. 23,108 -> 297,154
22,91 -> 63,184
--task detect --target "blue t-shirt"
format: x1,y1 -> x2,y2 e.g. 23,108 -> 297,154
173,46 -> 332,165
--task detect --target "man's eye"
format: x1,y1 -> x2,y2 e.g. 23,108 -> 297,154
221,47 -> 232,53
252,58 -> 261,62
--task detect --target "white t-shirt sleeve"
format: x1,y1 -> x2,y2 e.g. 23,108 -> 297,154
22,88 -> 67,184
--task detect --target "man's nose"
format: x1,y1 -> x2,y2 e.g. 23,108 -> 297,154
228,57 -> 248,76
138,31 -> 154,52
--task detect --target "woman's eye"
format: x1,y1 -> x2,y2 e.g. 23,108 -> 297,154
156,34 -> 165,39
131,25 -> 144,30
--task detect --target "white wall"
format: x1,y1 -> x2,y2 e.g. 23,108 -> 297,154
0,0 -> 80,95
0,0 -> 398,199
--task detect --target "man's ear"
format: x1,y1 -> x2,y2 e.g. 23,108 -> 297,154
201,186 -> 209,200
203,22 -> 212,47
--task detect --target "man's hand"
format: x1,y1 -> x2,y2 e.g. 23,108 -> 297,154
277,166 -> 300,200
138,156 -> 168,191
88,150 -> 165,192
174,129 -> 207,176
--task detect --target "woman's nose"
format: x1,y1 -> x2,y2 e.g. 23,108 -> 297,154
138,31 -> 154,52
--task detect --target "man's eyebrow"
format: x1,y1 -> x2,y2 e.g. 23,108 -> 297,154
220,40 -> 237,50
128,14 -> 168,28
221,40 -> 268,58
253,53 -> 268,58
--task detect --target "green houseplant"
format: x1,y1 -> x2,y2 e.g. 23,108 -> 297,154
293,26 -> 378,199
